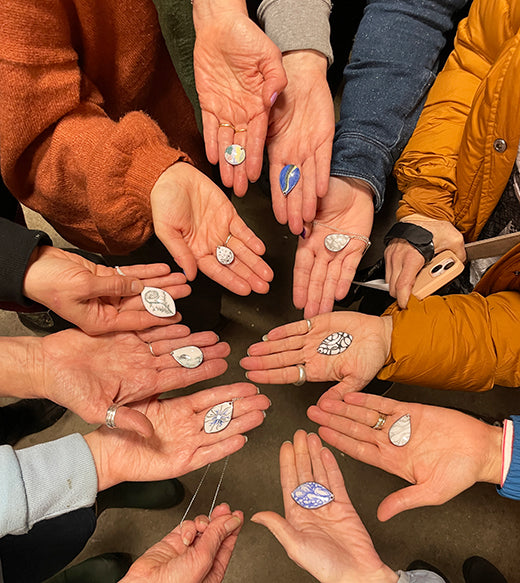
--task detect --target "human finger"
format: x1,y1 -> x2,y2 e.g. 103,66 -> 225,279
315,140 -> 332,198
300,157 -> 318,226
320,446 -> 350,504
226,235 -> 273,288
191,434 -> 249,469
153,359 -> 229,392
317,425 -> 381,469
269,161 -> 289,226
136,324 -> 191,343
318,260 -> 342,315
307,432 -> 328,487
245,364 -> 307,385
148,331 -> 223,356
241,346 -> 304,373
293,242 -> 314,310
106,406 -> 154,439
112,263 -> 173,279
293,429 -> 313,484
244,334 -> 304,360
279,438 -> 299,509
285,169 -> 305,236
197,256 -> 253,296
229,215 -> 268,258
250,511 -> 298,554
159,229 -> 199,281
202,110 -> 220,165
179,520 -> 198,547
263,318 -> 313,342
314,398 -> 390,429
104,311 -> 181,334
303,254 -> 330,318
244,113 -> 268,184
189,382 -> 261,412
311,401 -> 381,444
217,124 -> 236,188
335,251 -> 363,301
83,274 -> 144,300
229,127 -> 249,197
377,483 -> 442,522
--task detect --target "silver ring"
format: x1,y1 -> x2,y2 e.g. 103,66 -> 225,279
225,234 -> 232,245
105,404 -> 120,429
305,319 -> 312,333
115,266 -> 125,276
293,364 -> 307,386
148,342 -> 156,357
372,413 -> 387,430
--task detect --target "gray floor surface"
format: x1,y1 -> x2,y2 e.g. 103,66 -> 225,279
1,187 -> 519,583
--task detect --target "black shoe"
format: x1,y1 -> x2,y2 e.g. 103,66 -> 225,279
44,552 -> 132,583
0,399 -> 67,445
96,478 -> 185,514
407,560 -> 450,583
18,309 -> 74,334
462,556 -> 507,583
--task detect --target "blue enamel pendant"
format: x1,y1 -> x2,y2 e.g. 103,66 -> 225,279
291,481 -> 334,509
204,401 -> 234,434
279,164 -> 301,196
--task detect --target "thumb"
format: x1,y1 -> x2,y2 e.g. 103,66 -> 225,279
251,511 -> 297,550
377,484 -> 434,522
161,234 -> 198,282
111,406 -> 154,438
261,58 -> 287,109
84,274 -> 143,300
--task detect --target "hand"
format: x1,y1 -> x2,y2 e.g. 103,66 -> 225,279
251,431 -> 398,583
308,392 -> 503,521
150,163 -> 273,296
240,313 -> 392,396
23,246 -> 191,335
84,382 -> 270,491
37,325 -> 230,436
293,177 -> 374,317
267,50 -> 335,235
121,503 -> 243,583
385,214 -> 465,308
193,4 -> 287,196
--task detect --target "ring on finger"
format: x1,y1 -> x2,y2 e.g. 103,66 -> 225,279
293,364 -> 307,386
148,342 -> 156,357
114,265 -> 125,276
219,122 -> 235,130
105,404 -> 120,429
305,319 -> 312,333
372,412 -> 387,430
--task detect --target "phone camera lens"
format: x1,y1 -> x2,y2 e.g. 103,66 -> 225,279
444,260 -> 455,270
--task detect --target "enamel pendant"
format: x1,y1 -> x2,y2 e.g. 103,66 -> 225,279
141,287 -> 176,317
279,164 -> 301,196
291,481 -> 334,509
317,332 -> 353,356
170,346 -> 204,369
388,414 -> 412,447
324,233 -> 351,252
204,401 -> 234,433
216,245 -> 235,265
224,144 -> 246,166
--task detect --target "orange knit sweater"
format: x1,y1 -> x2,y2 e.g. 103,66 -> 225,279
0,0 -> 206,254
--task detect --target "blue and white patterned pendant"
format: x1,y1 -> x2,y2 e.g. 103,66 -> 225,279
141,287 -> 176,318
317,332 -> 353,356
224,144 -> 246,166
279,164 -> 301,196
204,401 -> 234,433
291,481 -> 334,509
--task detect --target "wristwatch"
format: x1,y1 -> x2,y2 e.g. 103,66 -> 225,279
384,222 -> 435,263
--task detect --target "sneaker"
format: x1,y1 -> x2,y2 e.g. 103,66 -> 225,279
462,556 -> 507,583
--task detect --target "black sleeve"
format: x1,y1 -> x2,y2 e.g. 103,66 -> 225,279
0,218 -> 53,307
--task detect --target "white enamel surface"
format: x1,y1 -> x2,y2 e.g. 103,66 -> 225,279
216,246 -> 235,265
141,286 -> 176,317
171,346 -> 204,369
324,233 -> 350,252
388,414 -> 411,447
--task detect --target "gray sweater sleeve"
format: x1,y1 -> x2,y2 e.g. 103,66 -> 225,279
0,434 -> 98,537
398,569 -> 447,582
257,0 -> 333,66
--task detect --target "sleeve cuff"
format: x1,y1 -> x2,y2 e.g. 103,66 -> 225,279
497,415 -> 520,500
258,0 -> 333,66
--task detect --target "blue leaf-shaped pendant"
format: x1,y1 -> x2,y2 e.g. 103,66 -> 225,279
291,481 -> 334,509
279,164 -> 301,196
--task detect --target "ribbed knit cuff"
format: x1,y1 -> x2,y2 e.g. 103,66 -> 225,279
258,0 -> 333,66
497,415 -> 520,500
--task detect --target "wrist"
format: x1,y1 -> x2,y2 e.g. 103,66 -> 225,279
0,336 -> 44,399
380,316 -> 393,362
479,424 -> 503,485
282,49 -> 328,76
22,244 -> 52,303
192,0 -> 248,25
84,430 -> 118,492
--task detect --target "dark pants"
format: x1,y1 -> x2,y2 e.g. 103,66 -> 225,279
0,507 -> 97,583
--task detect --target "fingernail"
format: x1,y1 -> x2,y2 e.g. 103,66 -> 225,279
182,531 -> 195,546
262,334 -> 269,342
300,228 -> 306,239
131,280 -> 142,293
282,440 -> 292,445
246,348 -> 251,357
262,410 -> 267,418
270,92 -> 278,105
224,515 -> 242,533
245,372 -> 250,380
243,435 -> 248,444
267,397 -> 272,406
215,334 -> 220,342
256,386 -> 261,394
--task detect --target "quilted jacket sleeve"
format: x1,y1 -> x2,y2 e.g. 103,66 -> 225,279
378,292 -> 520,391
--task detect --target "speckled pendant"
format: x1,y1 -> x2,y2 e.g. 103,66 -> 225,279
317,332 -> 353,356
170,346 -> 204,369
388,414 -> 412,447
216,245 -> 235,265
279,164 -> 301,196
141,287 -> 176,317
224,144 -> 246,166
204,401 -> 234,433
324,233 -> 351,252
291,481 -> 334,509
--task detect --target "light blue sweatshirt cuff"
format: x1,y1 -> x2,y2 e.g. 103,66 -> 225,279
398,569 -> 447,582
0,433 -> 98,536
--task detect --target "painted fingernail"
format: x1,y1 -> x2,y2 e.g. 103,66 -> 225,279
243,435 -> 249,444
300,228 -> 306,239
270,92 -> 278,105
224,515 -> 242,533
262,334 -> 269,342
262,410 -> 267,418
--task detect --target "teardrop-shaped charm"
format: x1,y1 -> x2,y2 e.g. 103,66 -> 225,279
291,481 -> 334,509
388,414 -> 412,447
279,164 -> 301,196
216,245 -> 235,265
141,286 -> 176,317
317,332 -> 353,356
204,401 -> 234,434
170,346 -> 204,369
324,233 -> 351,252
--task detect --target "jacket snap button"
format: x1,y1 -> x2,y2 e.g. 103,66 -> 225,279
494,138 -> 507,152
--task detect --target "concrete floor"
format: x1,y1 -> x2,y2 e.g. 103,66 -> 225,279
2,186 -> 520,583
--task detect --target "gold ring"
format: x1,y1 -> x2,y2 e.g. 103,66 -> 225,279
225,234 -> 233,245
372,413 -> 387,430
234,128 -> 247,133
219,122 -> 235,130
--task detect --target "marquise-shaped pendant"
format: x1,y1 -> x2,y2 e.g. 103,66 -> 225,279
291,481 -> 334,509
141,286 -> 176,317
279,164 -> 301,196
317,332 -> 353,356
204,401 -> 234,434
170,346 -> 204,369
388,414 -> 412,447
216,245 -> 235,265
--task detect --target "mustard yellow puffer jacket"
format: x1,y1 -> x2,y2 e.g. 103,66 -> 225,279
377,0 -> 520,391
